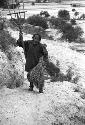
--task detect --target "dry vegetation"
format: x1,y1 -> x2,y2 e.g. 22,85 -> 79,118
0,18 -> 24,89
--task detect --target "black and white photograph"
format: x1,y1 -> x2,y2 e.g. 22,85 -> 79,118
0,0 -> 85,124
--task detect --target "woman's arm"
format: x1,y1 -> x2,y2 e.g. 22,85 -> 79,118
17,28 -> 24,48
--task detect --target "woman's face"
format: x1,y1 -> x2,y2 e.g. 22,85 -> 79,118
33,35 -> 40,43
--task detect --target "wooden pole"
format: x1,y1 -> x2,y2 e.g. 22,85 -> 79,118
6,0 -> 12,19
17,0 -> 21,18
12,0 -> 16,18
24,12 -> 25,19
23,1 -> 24,10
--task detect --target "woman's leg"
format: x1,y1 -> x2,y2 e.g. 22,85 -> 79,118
27,72 -> 34,91
39,79 -> 44,93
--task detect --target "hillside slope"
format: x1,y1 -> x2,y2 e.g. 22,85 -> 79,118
0,28 -> 85,125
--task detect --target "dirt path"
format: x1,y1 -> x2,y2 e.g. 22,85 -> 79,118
0,75 -> 85,125
0,78 -> 52,125
0,78 -> 49,125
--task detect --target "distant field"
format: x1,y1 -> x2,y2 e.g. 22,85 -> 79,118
1,1 -> 85,19
19,0 -> 35,3
19,0 -> 85,3
1,0 -> 85,34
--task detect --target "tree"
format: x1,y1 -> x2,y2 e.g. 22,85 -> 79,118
58,10 -> 70,21
74,11 -> 79,19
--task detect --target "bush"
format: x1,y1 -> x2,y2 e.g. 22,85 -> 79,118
72,9 -> 76,12
49,15 -> 83,42
10,18 -> 25,27
54,66 -> 80,83
58,9 -> 70,21
75,37 -> 85,43
61,23 -> 83,42
40,11 -> 50,17
31,2 -> 35,5
74,11 -> 79,18
70,19 -> 76,25
0,21 -> 4,30
49,16 -> 66,30
22,23 -> 49,39
49,16 -> 57,27
0,30 -> 16,51
74,26 -> 83,38
26,15 -> 48,29
45,59 -> 60,77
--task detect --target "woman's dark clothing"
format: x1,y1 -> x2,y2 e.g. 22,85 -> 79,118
17,38 -> 48,72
